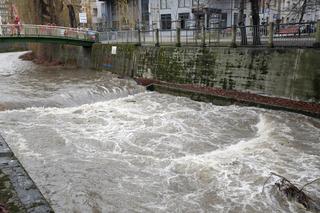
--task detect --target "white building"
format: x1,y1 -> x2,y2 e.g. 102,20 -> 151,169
0,0 -> 10,24
148,0 -> 249,30
94,0 -> 148,31
92,0 -> 320,31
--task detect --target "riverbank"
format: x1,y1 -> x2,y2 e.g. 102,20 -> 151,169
136,78 -> 320,118
0,51 -> 319,212
0,134 -> 53,212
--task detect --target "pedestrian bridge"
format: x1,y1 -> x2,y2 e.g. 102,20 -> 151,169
0,24 -> 98,47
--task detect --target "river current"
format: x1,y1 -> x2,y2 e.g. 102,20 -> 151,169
0,52 -> 319,213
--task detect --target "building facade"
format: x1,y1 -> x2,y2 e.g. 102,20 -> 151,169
90,0 -> 320,31
148,0 -> 249,30
0,0 -> 10,24
95,0 -> 145,31
92,0 -> 249,31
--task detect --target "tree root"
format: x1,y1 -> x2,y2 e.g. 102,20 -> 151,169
262,172 -> 320,212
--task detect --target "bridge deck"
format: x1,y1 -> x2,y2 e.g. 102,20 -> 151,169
0,24 -> 98,47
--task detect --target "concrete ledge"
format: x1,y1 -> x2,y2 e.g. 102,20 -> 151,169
147,83 -> 320,119
0,134 -> 54,213
0,36 -> 94,47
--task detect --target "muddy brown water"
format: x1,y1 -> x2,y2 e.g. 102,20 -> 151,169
0,52 -> 319,213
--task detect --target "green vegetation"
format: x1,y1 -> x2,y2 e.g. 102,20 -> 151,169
0,169 -> 26,213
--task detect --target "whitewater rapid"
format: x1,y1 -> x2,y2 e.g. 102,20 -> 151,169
0,52 -> 319,213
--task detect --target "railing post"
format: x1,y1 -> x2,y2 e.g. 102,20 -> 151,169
268,22 -> 274,48
176,27 -> 181,47
315,20 -> 320,47
231,25 -> 237,47
137,28 -> 142,46
95,32 -> 100,42
217,28 -> 221,44
202,25 -> 206,47
155,28 -> 160,47
36,26 -> 39,37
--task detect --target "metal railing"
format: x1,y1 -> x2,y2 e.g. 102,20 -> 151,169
99,30 -> 139,44
0,24 -> 99,42
2,23 -> 316,47
98,21 -> 320,48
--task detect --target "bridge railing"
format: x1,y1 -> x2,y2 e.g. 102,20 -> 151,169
0,24 -> 99,42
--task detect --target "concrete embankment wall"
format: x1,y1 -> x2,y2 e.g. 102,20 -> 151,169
0,43 -> 28,53
30,44 -> 92,67
0,134 -> 53,212
92,44 -> 320,103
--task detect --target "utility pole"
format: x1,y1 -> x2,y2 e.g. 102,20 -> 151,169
197,0 -> 200,29
231,0 -> 233,26
262,0 -> 265,23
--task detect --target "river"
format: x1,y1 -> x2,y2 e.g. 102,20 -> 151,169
0,52 -> 319,213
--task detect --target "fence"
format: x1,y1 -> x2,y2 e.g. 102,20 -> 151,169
0,24 -> 98,42
98,21 -> 320,48
1,23 -> 317,48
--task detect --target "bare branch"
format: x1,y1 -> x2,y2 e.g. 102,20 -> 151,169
299,178 -> 320,193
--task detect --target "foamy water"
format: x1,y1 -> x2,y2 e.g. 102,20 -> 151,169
0,52 -> 319,213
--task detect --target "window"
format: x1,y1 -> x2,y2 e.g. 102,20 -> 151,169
192,0 -> 206,6
233,0 -> 240,9
93,8 -> 98,17
141,0 -> 150,29
179,0 -> 190,8
179,13 -> 190,29
233,13 -> 238,25
161,14 -> 172,30
221,13 -> 228,28
161,0 -> 170,9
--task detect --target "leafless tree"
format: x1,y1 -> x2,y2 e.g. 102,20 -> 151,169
238,0 -> 248,45
284,0 -> 320,23
250,0 -> 261,45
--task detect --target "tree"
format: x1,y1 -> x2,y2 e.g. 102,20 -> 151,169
238,0 -> 248,45
250,0 -> 261,45
285,0 -> 320,23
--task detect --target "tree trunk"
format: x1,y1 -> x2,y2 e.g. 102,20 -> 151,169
250,0 -> 261,45
67,5 -> 77,28
297,0 -> 307,37
239,0 -> 247,45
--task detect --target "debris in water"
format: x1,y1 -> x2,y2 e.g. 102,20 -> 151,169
0,204 -> 8,213
263,172 -> 320,212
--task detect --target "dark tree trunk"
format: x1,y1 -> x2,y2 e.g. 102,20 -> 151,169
298,0 -> 307,37
67,5 -> 77,28
238,0 -> 247,45
250,0 -> 261,45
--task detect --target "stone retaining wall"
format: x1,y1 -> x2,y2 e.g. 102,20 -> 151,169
0,134 -> 53,212
92,44 -> 320,103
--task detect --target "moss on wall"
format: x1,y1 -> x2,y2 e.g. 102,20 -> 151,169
92,44 -> 320,103
0,170 -> 26,212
